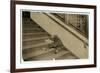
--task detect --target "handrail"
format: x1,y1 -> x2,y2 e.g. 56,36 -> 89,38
44,13 -> 88,45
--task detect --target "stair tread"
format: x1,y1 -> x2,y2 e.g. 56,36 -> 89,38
22,39 -> 45,47
23,36 -> 50,41
23,34 -> 50,39
23,48 -> 55,59
23,40 -> 53,50
23,25 -> 41,28
31,49 -> 69,60
23,28 -> 43,30
23,30 -> 45,33
23,32 -> 48,35
41,50 -> 69,59
57,54 -> 77,59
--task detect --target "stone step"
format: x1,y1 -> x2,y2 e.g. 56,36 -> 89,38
22,23 -> 40,27
23,48 -> 55,60
56,53 -> 77,59
23,27 -> 44,30
22,39 -> 45,47
22,19 -> 39,25
22,33 -> 49,39
23,28 -> 44,32
23,40 -> 53,50
23,36 -> 50,42
22,45 -> 49,54
29,49 -> 69,60
22,30 -> 45,33
23,32 -> 49,36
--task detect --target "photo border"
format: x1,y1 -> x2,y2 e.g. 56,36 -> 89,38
10,0 -> 97,72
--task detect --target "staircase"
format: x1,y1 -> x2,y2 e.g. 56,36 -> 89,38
22,17 -> 77,61
30,13 -> 88,59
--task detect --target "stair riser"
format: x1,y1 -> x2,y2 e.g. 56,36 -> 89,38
25,49 -> 68,60
22,40 -> 45,47
23,47 -> 41,55
23,29 -> 44,32
22,45 -> 50,55
23,30 -> 44,33
23,48 -> 55,60
22,34 -> 49,39
56,53 -> 77,59
23,42 -> 51,50
23,24 -> 41,27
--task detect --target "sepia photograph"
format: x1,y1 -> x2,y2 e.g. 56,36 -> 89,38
22,11 -> 88,61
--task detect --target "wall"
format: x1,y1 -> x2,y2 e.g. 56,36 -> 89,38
0,0 -> 100,73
